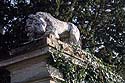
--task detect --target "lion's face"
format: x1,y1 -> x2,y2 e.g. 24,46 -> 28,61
25,14 -> 47,34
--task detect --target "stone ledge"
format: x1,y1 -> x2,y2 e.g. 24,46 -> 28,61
0,34 -> 87,83
0,47 -> 50,67
0,34 -> 87,67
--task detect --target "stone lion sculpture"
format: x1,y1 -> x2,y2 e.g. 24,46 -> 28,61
25,12 -> 80,45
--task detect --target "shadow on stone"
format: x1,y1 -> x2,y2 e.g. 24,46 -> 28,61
0,68 -> 10,83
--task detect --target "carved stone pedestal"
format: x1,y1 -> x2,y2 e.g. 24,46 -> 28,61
0,34 -> 86,83
0,34 -> 65,83
0,46 -> 63,83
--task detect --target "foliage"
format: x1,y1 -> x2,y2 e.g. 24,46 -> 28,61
49,48 -> 124,83
74,0 -> 125,69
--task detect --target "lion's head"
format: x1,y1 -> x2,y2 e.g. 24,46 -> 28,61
25,14 -> 47,40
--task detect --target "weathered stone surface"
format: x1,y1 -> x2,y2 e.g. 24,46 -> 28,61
0,34 -> 87,83
8,61 -> 63,83
29,80 -> 57,83
25,12 -> 80,45
0,46 -> 50,67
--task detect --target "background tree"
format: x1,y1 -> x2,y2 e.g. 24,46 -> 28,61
74,0 -> 125,74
